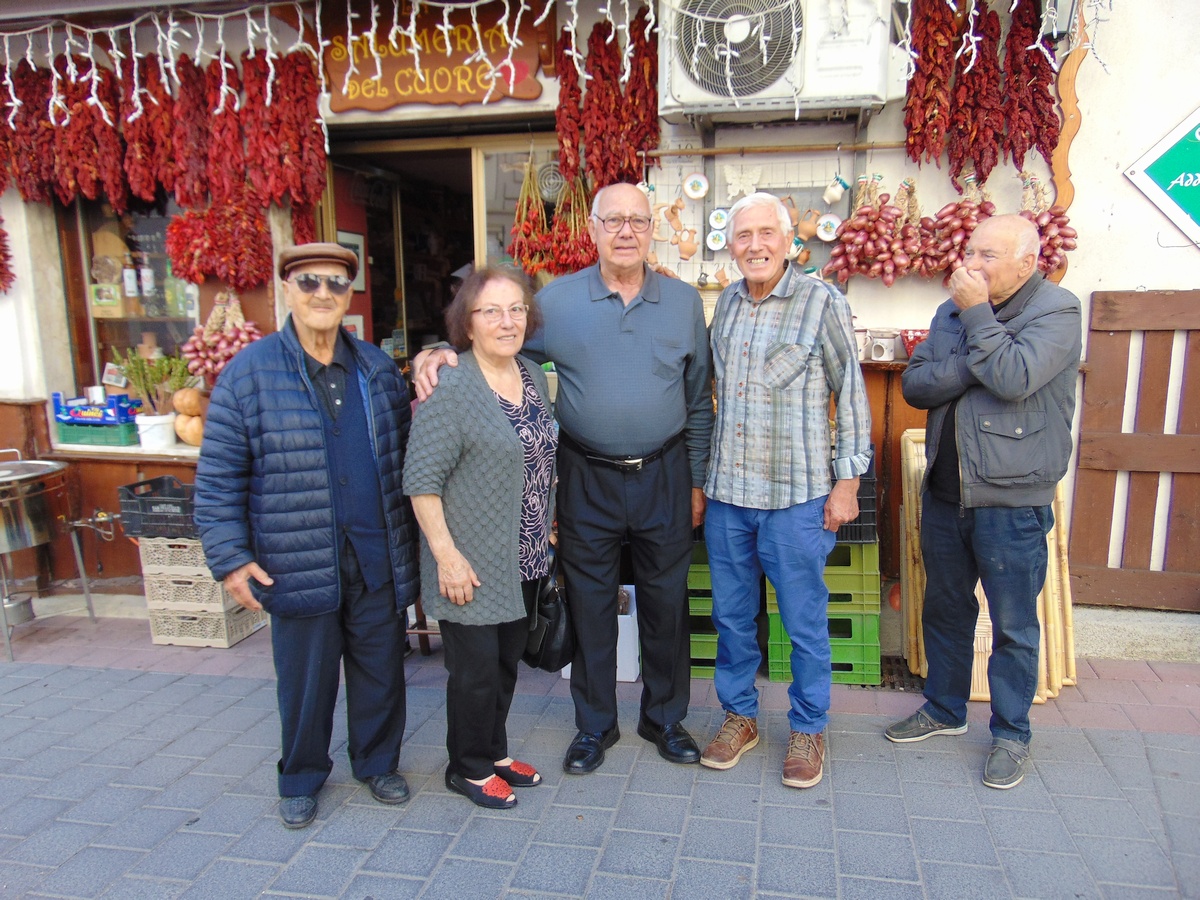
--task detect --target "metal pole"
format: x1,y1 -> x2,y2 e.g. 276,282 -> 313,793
1,553 -> 14,662
70,526 -> 97,623
641,140 -> 906,159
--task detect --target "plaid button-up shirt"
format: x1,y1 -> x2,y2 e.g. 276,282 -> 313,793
705,263 -> 872,510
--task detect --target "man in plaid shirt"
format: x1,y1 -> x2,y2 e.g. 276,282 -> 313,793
700,192 -> 872,788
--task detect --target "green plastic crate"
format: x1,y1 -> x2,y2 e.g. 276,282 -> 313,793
822,570 -> 883,595
767,580 -> 883,615
57,421 -> 139,446
688,563 -> 715,615
690,614 -> 718,660
824,590 -> 881,616
690,664 -> 715,679
690,633 -> 718,660
825,542 -> 880,575
689,595 -> 714,616
767,613 -> 881,685
769,659 -> 882,685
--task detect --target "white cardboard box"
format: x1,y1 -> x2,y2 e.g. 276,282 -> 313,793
563,585 -> 641,682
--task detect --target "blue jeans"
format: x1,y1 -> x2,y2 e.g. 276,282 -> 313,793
920,494 -> 1052,745
706,497 -> 837,733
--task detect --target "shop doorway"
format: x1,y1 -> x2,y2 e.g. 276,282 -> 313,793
331,135 -> 559,365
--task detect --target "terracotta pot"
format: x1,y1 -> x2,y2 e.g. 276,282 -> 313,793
795,209 -> 821,242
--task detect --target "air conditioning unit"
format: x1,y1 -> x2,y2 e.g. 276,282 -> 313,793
659,0 -> 907,124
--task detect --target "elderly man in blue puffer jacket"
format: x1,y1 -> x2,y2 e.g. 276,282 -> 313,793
195,242 -> 419,829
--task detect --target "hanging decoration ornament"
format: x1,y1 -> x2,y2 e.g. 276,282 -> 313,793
554,26 -> 583,184
946,6 -> 1004,189
507,154 -> 551,278
1002,0 -> 1061,170
546,172 -> 596,276
577,5 -> 659,191
903,0 -> 957,166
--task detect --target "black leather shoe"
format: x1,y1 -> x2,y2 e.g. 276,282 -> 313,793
562,727 -> 620,774
278,795 -> 317,828
364,772 -> 410,805
637,718 -> 701,764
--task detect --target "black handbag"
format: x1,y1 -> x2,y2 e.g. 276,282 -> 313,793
522,548 -> 575,672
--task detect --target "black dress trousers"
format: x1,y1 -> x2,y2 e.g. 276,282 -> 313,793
439,609 -> 529,781
557,438 -> 694,733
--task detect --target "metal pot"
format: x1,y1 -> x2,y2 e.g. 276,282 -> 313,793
0,457 -> 69,554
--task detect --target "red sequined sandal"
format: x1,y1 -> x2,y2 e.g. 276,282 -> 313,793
494,759 -> 542,787
446,770 -> 517,809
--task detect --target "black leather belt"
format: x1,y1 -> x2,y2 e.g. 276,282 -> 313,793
560,430 -> 685,472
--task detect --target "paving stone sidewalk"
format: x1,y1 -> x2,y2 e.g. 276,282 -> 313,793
1,620 -> 1199,899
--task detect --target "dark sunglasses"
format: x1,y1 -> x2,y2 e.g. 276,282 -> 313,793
290,273 -> 353,296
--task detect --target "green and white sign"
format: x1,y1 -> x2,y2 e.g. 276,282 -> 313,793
1126,106 -> 1200,247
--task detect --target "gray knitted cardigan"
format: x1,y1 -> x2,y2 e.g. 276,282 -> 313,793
403,351 -> 554,625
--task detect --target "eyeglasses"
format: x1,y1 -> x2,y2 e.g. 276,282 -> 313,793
593,214 -> 653,233
290,273 -> 353,296
472,304 -> 528,323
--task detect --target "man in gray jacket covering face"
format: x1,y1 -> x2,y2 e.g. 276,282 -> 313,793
884,215 -> 1082,790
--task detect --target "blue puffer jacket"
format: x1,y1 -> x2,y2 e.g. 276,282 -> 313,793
194,316 -> 419,618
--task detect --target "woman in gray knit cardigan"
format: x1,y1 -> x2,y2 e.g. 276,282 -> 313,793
404,266 -> 556,810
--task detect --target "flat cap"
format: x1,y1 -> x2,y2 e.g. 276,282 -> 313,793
277,242 -> 359,281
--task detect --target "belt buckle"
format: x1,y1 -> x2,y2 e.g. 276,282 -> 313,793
621,456 -> 644,472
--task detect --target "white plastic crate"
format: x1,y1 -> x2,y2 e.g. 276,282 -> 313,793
138,537 -> 209,578
143,573 -> 236,613
149,605 -> 268,648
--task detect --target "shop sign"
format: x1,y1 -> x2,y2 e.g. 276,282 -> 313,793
322,1 -> 549,112
1125,105 -> 1200,247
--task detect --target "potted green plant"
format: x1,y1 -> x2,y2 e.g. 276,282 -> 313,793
115,350 -> 194,448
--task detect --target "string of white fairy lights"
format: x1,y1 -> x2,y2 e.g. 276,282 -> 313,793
0,0 -> 1114,138
338,1 -> 557,104
0,0 -> 574,145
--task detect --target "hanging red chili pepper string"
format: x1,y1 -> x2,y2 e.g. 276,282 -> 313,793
507,158 -> 551,278
51,55 -> 100,206
170,54 -> 209,209
546,173 -> 596,276
91,60 -> 129,216
903,0 -> 958,166
119,56 -> 157,203
554,28 -> 582,183
144,55 -> 175,195
165,188 -> 273,291
204,54 -> 245,207
946,9 -> 1004,189
1002,0 -> 1060,170
11,62 -> 55,203
621,6 -> 658,184
581,21 -> 622,189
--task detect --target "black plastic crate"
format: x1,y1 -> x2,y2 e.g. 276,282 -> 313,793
118,476 -> 198,538
835,458 -> 877,543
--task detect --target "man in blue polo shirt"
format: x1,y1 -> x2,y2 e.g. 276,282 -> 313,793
414,182 -> 714,774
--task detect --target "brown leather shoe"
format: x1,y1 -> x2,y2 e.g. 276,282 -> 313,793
700,712 -> 759,770
782,730 -> 825,788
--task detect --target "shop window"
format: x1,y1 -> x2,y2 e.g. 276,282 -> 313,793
64,198 -> 201,387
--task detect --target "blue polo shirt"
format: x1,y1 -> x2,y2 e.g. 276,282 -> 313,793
523,264 -> 713,487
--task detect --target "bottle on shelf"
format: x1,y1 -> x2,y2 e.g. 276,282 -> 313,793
122,252 -> 140,301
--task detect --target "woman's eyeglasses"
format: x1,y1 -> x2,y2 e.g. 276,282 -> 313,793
290,273 -> 354,296
472,304 -> 528,323
593,214 -> 653,233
